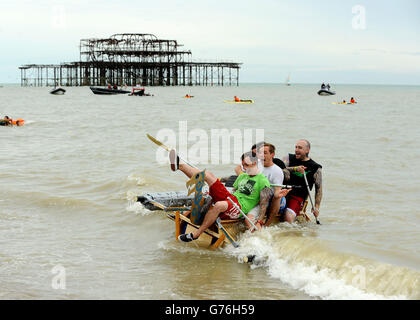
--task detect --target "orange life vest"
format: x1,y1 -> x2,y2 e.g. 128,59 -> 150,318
12,119 -> 24,126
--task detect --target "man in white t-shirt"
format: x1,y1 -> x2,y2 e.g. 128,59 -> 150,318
247,143 -> 290,229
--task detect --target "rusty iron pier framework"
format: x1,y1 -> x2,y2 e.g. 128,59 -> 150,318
19,33 -> 241,87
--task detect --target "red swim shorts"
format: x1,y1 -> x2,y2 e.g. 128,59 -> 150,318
209,179 -> 241,219
286,195 -> 305,216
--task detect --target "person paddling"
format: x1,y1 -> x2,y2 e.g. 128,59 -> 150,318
350,97 -> 356,104
0,116 -> 13,126
234,96 -> 241,102
171,150 -> 271,242
282,139 -> 323,223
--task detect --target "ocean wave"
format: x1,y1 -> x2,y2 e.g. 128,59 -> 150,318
125,200 -> 154,216
225,227 -> 418,300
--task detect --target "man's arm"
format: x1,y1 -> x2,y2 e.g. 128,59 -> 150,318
282,169 -> 290,183
283,154 -> 306,175
313,168 -> 323,216
257,187 -> 272,221
234,164 -> 244,176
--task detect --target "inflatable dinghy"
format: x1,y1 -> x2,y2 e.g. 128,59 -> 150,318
318,89 -> 336,96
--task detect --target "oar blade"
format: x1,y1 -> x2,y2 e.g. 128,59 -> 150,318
146,134 -> 171,152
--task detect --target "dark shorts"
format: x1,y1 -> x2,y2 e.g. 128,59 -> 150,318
209,179 -> 241,219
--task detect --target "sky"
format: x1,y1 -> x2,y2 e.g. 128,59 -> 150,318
0,0 -> 419,85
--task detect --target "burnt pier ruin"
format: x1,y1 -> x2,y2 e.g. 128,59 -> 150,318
19,33 -> 241,87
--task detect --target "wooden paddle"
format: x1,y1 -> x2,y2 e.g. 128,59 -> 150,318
227,197 -> 258,231
146,133 -> 198,169
215,217 -> 239,248
303,172 -> 321,225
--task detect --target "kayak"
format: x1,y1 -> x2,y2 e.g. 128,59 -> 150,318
332,102 -> 357,105
224,100 -> 254,103
0,119 -> 24,126
12,119 -> 24,125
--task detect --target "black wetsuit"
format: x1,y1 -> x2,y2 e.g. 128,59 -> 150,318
287,154 -> 322,200
273,158 -> 286,169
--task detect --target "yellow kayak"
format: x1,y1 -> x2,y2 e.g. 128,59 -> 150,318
224,100 -> 254,103
332,102 -> 357,105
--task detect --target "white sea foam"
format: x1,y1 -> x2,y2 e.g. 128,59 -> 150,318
225,229 -> 409,300
125,200 -> 153,216
127,173 -> 147,186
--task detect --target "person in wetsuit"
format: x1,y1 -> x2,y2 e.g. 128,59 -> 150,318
282,139 -> 323,223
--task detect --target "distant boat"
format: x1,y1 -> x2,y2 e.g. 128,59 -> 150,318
128,88 -> 145,96
90,86 -> 131,95
285,73 -> 291,86
318,83 -> 335,96
50,87 -> 66,95
318,89 -> 335,96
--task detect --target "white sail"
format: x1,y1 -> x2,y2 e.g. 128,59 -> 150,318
285,73 -> 291,86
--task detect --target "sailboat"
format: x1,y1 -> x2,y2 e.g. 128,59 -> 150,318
285,73 -> 291,86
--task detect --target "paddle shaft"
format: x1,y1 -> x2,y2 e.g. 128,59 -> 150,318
147,134 -> 198,169
303,173 -> 320,225
227,197 -> 258,231
270,184 -> 301,189
216,217 -> 239,248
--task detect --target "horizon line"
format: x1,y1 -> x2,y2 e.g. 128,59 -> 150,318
1,82 -> 419,87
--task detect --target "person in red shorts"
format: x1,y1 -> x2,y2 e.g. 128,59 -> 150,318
169,150 -> 270,242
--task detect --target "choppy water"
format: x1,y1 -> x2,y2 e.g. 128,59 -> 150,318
0,83 -> 419,300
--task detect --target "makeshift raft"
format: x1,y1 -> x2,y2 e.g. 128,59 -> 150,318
137,173 -> 310,249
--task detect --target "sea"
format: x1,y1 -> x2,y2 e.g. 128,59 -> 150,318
0,83 -> 419,300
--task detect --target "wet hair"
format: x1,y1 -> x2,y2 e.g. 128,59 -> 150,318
241,151 -> 257,163
5,116 -> 10,119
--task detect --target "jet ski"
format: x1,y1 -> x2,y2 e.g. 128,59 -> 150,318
318,89 -> 336,96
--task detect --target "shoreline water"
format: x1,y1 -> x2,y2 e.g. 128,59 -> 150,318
1,84 -> 419,299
